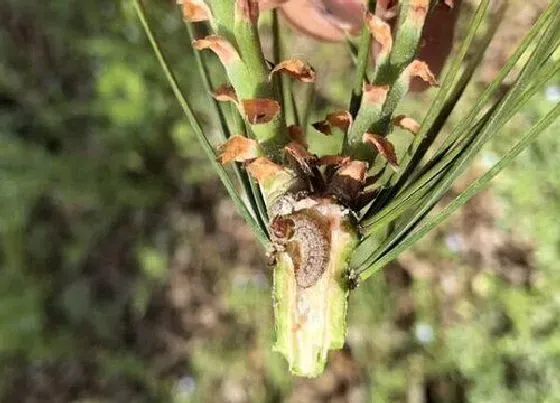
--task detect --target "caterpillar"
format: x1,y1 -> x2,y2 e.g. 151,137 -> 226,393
271,209 -> 331,288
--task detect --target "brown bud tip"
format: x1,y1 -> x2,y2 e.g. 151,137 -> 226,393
409,0 -> 429,24
236,0 -> 259,24
317,155 -> 351,167
284,142 -> 317,175
312,110 -> 352,136
241,99 -> 280,125
179,0 -> 212,22
312,120 -> 332,136
288,125 -> 307,147
211,84 -> 238,104
192,35 -> 240,65
406,60 -> 438,87
362,133 -> 399,170
217,135 -> 259,164
365,13 -> 392,56
269,59 -> 316,83
246,157 -> 283,183
327,110 -> 352,133
392,115 -> 420,135
362,83 -> 390,105
327,160 -> 368,205
336,160 -> 368,183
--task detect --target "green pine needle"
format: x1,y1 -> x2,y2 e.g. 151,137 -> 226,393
133,0 -> 269,247
359,101 -> 560,281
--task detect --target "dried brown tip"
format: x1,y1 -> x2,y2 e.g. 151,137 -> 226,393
241,99 -> 280,124
269,59 -> 316,83
284,142 -> 317,174
246,157 -> 283,183
317,155 -> 351,166
392,115 -> 420,135
236,0 -> 259,24
211,84 -> 238,104
217,136 -> 259,164
365,13 -> 392,56
312,110 -> 352,136
336,160 -> 368,183
362,133 -> 399,170
288,125 -> 307,147
444,0 -> 454,7
409,0 -> 429,24
192,35 -> 241,65
179,0 -> 212,22
363,83 -> 390,105
406,60 -> 438,87
327,160 -> 368,205
327,110 -> 352,133
312,120 -> 332,136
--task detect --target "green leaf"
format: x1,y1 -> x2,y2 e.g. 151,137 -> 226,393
359,101 -> 560,281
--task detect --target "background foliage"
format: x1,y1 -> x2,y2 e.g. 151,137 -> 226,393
0,0 -> 559,401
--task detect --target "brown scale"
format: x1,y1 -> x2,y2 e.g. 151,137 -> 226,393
271,209 -> 331,288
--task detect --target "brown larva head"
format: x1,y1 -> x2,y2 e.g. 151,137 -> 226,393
271,216 -> 295,240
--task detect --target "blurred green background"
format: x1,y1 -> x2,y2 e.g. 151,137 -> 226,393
1,0 -> 560,402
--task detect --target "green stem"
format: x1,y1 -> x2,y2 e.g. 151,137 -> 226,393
301,82 -> 315,132
273,206 -> 359,377
229,102 -> 246,134
349,26 -> 372,118
349,0 -> 376,118
185,20 -> 262,228
272,10 -> 298,127
133,0 -> 269,247
211,0 -> 289,158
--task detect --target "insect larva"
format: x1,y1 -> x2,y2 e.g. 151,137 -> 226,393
271,209 -> 331,288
